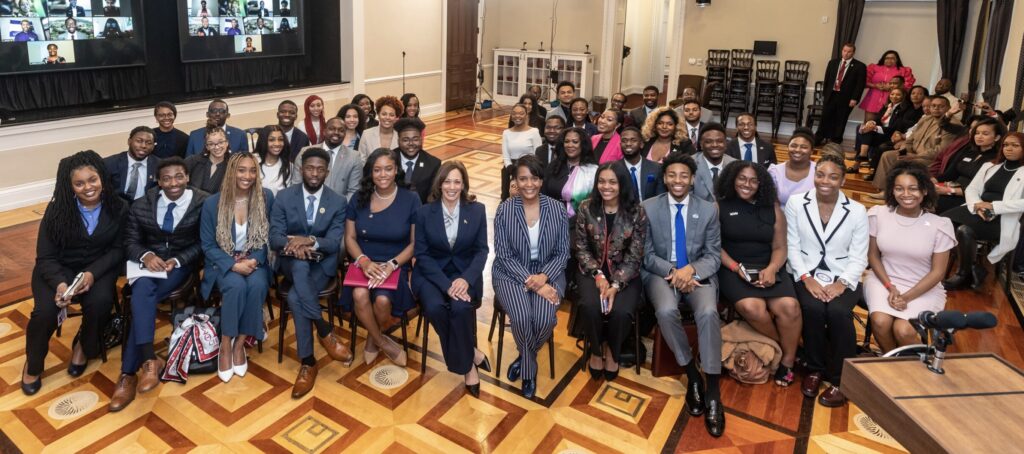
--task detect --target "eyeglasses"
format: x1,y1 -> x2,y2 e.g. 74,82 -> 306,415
208,108 -> 227,114
206,140 -> 227,148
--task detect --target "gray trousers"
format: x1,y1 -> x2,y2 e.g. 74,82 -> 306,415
645,276 -> 722,374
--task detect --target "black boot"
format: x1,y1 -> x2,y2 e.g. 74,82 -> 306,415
943,225 -> 977,290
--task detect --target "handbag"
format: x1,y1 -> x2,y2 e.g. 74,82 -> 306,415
342,263 -> 400,290
167,306 -> 221,377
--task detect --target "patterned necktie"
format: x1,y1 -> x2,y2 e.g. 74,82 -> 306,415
405,161 -> 415,184
126,162 -> 142,199
306,195 -> 316,226
675,203 -> 688,268
631,166 -> 641,199
834,60 -> 847,91
162,202 -> 176,233
689,127 -> 697,144
743,143 -> 753,162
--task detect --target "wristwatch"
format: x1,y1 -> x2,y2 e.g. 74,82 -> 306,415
389,258 -> 400,269
838,278 -> 853,289
611,281 -> 621,290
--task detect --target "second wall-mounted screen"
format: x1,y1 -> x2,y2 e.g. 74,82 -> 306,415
178,0 -> 302,62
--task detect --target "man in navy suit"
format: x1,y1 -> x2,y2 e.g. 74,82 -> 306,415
271,100 -> 309,160
618,126 -> 663,201
185,99 -> 248,156
725,113 -> 776,168
269,147 -> 353,398
104,126 -> 160,202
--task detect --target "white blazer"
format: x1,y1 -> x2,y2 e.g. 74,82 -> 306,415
785,190 -> 869,290
963,162 -> 1024,263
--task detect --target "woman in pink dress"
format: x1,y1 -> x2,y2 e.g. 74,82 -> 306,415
767,128 -> 816,205
865,161 -> 955,353
860,50 -> 915,122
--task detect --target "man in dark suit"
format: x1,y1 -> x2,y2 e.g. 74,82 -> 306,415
186,99 -> 247,156
394,117 -> 441,203
618,126 -> 663,200
725,113 -> 776,167
628,85 -> 660,127
270,147 -> 353,398
196,16 -> 218,36
110,157 -> 208,411
815,42 -> 867,145
681,99 -> 705,150
65,0 -> 86,17
272,100 -> 310,160
153,102 -> 189,159
535,115 -> 565,167
105,126 -> 160,202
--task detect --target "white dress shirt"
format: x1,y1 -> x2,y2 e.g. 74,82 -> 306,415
156,189 -> 193,231
302,185 -> 324,224
737,138 -> 757,163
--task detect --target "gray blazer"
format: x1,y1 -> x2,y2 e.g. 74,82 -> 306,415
641,192 -> 721,286
291,144 -> 363,200
357,126 -> 399,161
692,152 -> 736,202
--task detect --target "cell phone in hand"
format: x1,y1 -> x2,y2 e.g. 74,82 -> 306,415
601,298 -> 609,314
745,268 -> 761,283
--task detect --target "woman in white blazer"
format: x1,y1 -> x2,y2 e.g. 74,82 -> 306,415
784,154 -> 868,408
941,132 -> 1024,289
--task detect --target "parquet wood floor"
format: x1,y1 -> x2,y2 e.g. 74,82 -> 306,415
1,108 -> 1022,453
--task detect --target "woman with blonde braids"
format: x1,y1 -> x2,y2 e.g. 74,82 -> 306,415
199,151 -> 275,382
639,107 -> 696,163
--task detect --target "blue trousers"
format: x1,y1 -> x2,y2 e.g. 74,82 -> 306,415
420,281 -> 476,375
217,267 -> 269,338
281,259 -> 332,358
121,266 -> 192,374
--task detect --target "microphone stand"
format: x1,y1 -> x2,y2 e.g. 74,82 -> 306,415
402,51 -> 406,94
926,329 -> 954,375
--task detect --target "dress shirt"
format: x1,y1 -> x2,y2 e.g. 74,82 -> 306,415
156,189 -> 193,231
624,159 -> 643,199
667,194 -> 690,263
702,155 -> 724,179
77,200 -> 102,236
324,143 -> 341,167
283,127 -> 295,144
442,202 -> 460,248
737,138 -> 756,162
401,153 -> 420,177
302,185 -> 324,224
686,123 -> 700,143
126,154 -> 148,199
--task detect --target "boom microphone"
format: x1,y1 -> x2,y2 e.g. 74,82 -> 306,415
917,310 -> 968,331
965,311 -> 998,329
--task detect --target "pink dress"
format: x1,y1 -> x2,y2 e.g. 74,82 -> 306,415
864,206 -> 956,319
768,161 -> 815,206
860,64 -> 916,113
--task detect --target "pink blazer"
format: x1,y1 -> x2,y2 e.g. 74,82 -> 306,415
592,132 -> 623,164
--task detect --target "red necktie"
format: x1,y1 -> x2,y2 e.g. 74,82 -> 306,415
834,60 -> 847,91
881,104 -> 894,126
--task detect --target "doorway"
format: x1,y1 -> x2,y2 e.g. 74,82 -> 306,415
445,0 -> 479,111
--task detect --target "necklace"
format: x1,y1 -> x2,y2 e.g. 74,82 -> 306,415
374,187 -> 397,200
1003,161 -> 1021,171
234,198 -> 248,205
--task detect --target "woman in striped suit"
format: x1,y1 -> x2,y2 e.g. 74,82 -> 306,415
493,155 -> 570,399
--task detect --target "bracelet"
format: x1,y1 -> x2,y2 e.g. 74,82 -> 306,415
355,255 -> 369,268
883,281 -> 895,290
799,273 -> 812,282
729,262 -> 740,272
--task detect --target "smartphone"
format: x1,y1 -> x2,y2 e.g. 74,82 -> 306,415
980,208 -> 994,221
600,298 -> 609,314
745,268 -> 761,283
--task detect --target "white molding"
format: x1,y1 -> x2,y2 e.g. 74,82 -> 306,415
667,0 -> 686,99
440,0 -> 448,112
598,0 -> 617,97
0,179 -> 53,212
351,0 -> 366,94
419,102 -> 445,118
364,70 -> 444,85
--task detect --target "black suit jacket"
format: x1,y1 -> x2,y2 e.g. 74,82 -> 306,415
184,154 -> 226,194
103,151 -> 160,201
629,106 -> 650,128
890,103 -> 924,135
618,158 -> 665,200
124,189 -> 209,267
641,138 -> 697,161
33,199 -> 128,289
823,58 -> 867,104
725,137 -> 776,167
535,143 -> 556,167
287,128 -> 310,160
397,149 -> 442,203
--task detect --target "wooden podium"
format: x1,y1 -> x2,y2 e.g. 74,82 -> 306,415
842,353 -> 1024,453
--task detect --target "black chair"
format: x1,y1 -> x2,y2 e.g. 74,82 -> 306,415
275,276 -> 341,363
491,295 -> 556,379
418,298 -> 482,374
575,303 -> 643,375
706,49 -> 730,118
805,82 -> 825,129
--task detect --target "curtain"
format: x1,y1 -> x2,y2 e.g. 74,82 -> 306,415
936,0 -> 970,88
982,0 -> 1014,106
0,66 -> 148,113
1013,31 -> 1024,131
966,0 -> 993,102
831,0 -> 865,60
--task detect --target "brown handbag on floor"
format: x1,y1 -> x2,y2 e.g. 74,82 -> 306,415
721,320 -> 781,385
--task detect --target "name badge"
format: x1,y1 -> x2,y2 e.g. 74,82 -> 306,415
963,157 -> 973,162
692,214 -> 699,219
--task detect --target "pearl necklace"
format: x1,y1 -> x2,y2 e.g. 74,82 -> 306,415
374,187 -> 397,200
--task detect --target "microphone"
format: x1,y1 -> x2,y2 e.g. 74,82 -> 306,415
917,310 -> 968,331
965,311 -> 998,329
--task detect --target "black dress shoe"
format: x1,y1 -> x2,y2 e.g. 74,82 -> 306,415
588,365 -> 603,380
476,355 -> 492,373
21,376 -> 41,396
507,356 -> 521,382
67,361 -> 87,377
704,399 -> 726,437
465,383 -> 481,398
603,367 -> 619,382
685,376 -> 706,416
521,378 -> 536,399
942,273 -> 970,290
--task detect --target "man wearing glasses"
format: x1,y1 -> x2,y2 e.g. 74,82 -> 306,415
185,99 -> 249,157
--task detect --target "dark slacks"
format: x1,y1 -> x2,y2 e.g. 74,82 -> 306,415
500,164 -> 515,201
578,274 -> 640,361
122,266 -> 193,374
796,281 -> 859,385
816,95 -> 855,144
25,270 -> 118,376
281,258 -> 332,359
421,281 -> 477,375
216,267 -> 269,339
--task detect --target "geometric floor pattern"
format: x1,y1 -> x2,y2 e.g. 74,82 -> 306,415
0,108 -> 1022,453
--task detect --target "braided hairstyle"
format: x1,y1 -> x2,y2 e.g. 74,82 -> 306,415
44,150 -> 124,247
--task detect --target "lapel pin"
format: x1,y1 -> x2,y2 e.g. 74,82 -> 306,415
692,214 -> 699,219
419,162 -> 424,168
319,207 -> 325,214
463,219 -> 468,224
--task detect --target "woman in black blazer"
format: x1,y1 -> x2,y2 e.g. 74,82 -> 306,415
640,107 -> 696,163
184,127 -> 230,194
413,161 -> 491,397
22,150 -> 129,395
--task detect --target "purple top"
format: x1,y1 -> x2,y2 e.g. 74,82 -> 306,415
768,161 -> 816,206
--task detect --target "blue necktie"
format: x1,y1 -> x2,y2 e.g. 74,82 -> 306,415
675,203 -> 688,268
306,195 -> 316,226
631,166 -> 640,199
743,143 -> 753,162
162,202 -> 176,233
405,161 -> 415,184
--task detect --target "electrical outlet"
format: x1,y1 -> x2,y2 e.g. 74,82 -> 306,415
696,58 -> 704,66
821,15 -> 828,23
688,57 -> 696,65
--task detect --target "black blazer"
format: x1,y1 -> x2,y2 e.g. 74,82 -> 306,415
628,106 -> 649,128
535,143 -> 556,168
153,128 -> 189,159
287,128 -> 311,160
185,154 -> 226,194
641,138 -> 696,161
412,201 -> 489,300
890,103 -> 924,135
124,189 -> 209,267
33,199 -> 128,289
822,58 -> 867,104
103,151 -> 160,201
725,137 -> 776,167
397,149 -> 442,204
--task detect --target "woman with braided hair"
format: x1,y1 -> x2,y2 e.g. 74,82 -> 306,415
22,150 -> 129,395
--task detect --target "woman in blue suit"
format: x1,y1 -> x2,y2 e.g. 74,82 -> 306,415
413,161 -> 491,397
200,152 -> 275,383
493,155 -> 570,398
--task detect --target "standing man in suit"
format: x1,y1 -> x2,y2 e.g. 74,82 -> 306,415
629,85 -> 660,127
291,117 -> 361,199
186,99 -> 247,156
692,123 -> 736,202
619,126 -> 664,201
110,158 -> 209,411
105,126 -> 160,202
681,99 -> 705,150
271,100 -> 309,160
394,117 -> 441,203
641,152 -> 725,437
153,102 -> 189,159
726,113 -> 776,167
545,81 -> 576,122
815,42 -> 867,145
535,115 -> 565,167
270,148 -> 354,398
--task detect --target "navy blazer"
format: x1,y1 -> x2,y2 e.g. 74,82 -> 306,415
199,188 -> 274,298
412,200 -> 489,300
103,151 -> 159,201
619,158 -> 665,201
185,125 -> 249,157
269,184 -> 347,276
725,137 -> 777,168
287,128 -> 311,161
492,195 -> 570,294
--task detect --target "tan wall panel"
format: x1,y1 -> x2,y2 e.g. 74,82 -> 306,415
363,0 -> 444,79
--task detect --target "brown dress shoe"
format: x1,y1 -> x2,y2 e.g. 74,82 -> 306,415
109,374 -> 138,412
801,372 -> 822,398
818,385 -> 846,407
292,364 -> 318,398
319,330 -> 354,365
138,358 -> 165,394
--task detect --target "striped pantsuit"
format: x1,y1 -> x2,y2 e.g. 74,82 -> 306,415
493,261 -> 558,381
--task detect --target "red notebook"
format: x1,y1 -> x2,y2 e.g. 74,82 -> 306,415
342,263 -> 400,290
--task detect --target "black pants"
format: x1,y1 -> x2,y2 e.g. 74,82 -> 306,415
936,195 -> 966,217
578,274 -> 640,361
796,281 -> 859,385
25,270 -> 117,376
501,164 -> 515,201
420,280 -> 477,375
815,95 -> 855,144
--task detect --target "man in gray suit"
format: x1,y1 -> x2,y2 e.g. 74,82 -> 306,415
641,152 -> 725,438
692,122 -> 735,202
291,117 -> 362,200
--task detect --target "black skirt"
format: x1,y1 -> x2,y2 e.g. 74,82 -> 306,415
718,266 -> 798,303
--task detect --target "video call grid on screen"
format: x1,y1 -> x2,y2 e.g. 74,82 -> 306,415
0,0 -> 145,74
179,0 -> 302,62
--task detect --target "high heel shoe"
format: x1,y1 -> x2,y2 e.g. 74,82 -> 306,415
232,349 -> 248,378
603,366 -> 619,381
217,352 -> 233,383
21,365 -> 41,396
465,364 -> 481,398
475,354 -> 492,373
67,333 -> 87,377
